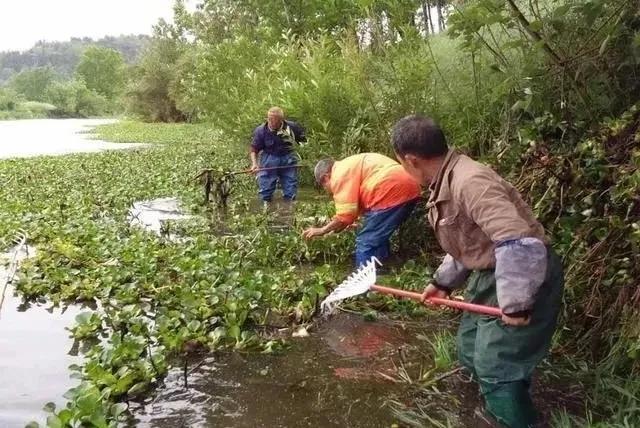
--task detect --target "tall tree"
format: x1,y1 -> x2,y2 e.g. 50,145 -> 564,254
8,67 -> 57,101
75,46 -> 126,100
125,18 -> 187,122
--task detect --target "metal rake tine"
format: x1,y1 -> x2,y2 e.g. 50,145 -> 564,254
11,230 -> 27,246
319,257 -> 382,315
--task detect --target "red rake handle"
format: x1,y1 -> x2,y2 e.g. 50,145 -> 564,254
371,285 -> 502,317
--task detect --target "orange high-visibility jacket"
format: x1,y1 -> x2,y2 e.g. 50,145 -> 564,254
330,153 -> 421,224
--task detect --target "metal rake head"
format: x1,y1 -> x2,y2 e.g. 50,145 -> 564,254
320,257 -> 381,315
1,229 -> 27,255
1,229 -> 28,310
10,230 -> 27,248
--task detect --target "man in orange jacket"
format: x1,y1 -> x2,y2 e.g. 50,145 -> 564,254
302,153 -> 421,267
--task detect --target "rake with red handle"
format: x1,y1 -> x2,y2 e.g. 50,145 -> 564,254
369,284 -> 502,317
320,257 -> 502,317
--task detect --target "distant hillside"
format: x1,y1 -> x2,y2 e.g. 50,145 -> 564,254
0,34 -> 151,83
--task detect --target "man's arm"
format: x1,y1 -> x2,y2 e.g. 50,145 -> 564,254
250,151 -> 259,172
460,172 -> 547,325
302,217 -> 349,239
303,158 -> 360,239
421,254 -> 470,303
433,254 -> 471,292
250,127 -> 264,172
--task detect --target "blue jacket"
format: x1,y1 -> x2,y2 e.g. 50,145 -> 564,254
251,120 -> 306,156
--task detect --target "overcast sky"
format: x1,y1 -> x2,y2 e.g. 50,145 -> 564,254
0,1 -> 191,52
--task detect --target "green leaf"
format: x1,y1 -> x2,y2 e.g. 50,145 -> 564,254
25,422 -> 40,428
228,325 -> 241,340
127,381 -> 148,397
599,34 -> 611,56
115,366 -> 131,378
209,326 -> 226,343
594,227 -> 608,241
57,409 -> 73,425
553,4 -> 571,18
89,413 -> 109,428
187,320 -> 201,331
43,402 -> 56,413
511,100 -> 526,112
45,415 -> 63,428
111,402 -> 128,417
528,20 -> 543,32
75,311 -> 94,324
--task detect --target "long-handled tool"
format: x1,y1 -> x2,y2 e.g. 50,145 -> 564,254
193,164 -> 309,206
0,230 -> 28,316
193,164 -> 306,180
227,164 -> 306,176
192,164 -> 306,182
321,257 -> 502,317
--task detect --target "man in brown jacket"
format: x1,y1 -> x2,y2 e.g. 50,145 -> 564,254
391,115 -> 564,428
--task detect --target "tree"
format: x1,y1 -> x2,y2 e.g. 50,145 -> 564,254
125,20 -> 187,122
75,46 -> 126,100
8,67 -> 57,101
0,35 -> 149,84
0,87 -> 20,111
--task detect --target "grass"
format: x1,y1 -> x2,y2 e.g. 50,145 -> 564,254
428,330 -> 456,371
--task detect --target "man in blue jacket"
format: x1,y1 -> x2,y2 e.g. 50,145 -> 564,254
250,106 -> 306,202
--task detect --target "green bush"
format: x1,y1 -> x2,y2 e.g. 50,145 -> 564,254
44,79 -> 108,117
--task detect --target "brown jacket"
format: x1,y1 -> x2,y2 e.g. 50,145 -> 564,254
427,150 -> 546,270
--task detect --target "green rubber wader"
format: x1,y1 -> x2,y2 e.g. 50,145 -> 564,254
456,249 -> 564,428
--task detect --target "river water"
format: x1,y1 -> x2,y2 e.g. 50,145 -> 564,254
0,119 -> 142,427
0,118 -> 141,159
130,313 -> 426,428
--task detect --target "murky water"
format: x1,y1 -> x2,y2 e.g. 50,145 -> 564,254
0,245 -> 81,427
130,314 -> 419,428
0,287 -> 81,427
129,197 -> 194,239
0,118 -> 142,159
0,118 -> 135,427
